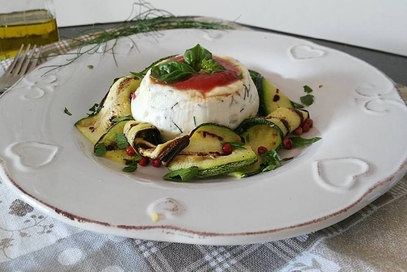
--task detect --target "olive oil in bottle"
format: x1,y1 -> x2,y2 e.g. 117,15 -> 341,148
0,9 -> 59,60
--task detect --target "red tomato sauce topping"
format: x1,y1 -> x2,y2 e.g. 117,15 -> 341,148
152,56 -> 241,93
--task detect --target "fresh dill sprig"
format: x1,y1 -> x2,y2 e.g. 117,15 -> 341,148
44,1 -> 233,72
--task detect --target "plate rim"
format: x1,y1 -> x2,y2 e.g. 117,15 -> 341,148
1,28 -> 407,245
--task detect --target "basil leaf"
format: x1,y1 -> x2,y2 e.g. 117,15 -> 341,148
290,136 -> 321,148
300,94 -> 314,106
201,59 -> 226,74
163,166 -> 199,182
184,44 -> 212,70
138,54 -> 177,75
150,61 -> 195,83
149,45 -> 226,83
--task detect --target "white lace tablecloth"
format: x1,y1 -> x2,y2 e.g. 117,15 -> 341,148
1,18 -> 407,272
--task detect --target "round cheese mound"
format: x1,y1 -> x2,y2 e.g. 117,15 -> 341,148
131,55 -> 259,141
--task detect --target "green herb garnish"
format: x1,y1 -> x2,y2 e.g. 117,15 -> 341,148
184,44 -> 212,70
94,143 -> 107,156
293,85 -> 316,107
112,115 -> 133,123
300,94 -> 314,106
299,85 -> 315,106
227,142 -> 246,150
290,136 -> 321,148
200,58 -> 226,74
150,44 -> 226,83
64,107 -> 72,116
261,149 -> 283,172
150,60 -> 196,83
303,85 -> 313,93
130,72 -> 145,80
163,166 -> 199,182
122,159 -> 138,172
87,103 -> 102,116
115,133 -> 129,149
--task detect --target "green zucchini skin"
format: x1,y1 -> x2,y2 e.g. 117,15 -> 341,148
249,69 -> 293,116
169,148 -> 258,178
235,117 -> 284,140
168,123 -> 258,178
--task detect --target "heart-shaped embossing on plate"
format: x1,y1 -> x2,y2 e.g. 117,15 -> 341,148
314,157 -> 370,192
6,141 -> 60,171
290,45 -> 326,60
203,32 -> 223,41
364,98 -> 389,113
356,83 -> 381,97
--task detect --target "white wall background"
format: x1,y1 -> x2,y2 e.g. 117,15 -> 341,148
54,0 -> 407,56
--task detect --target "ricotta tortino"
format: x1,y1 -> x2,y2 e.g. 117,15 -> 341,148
131,55 -> 259,141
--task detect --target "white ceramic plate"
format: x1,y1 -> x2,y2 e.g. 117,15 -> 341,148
1,29 -> 406,245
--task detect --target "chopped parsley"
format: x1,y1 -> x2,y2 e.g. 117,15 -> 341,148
261,149 -> 283,172
122,159 -> 138,172
94,143 -> 107,157
303,85 -> 313,93
163,166 -> 199,182
87,103 -> 103,117
64,107 -> 72,116
300,94 -> 314,106
115,133 -> 129,149
299,85 -> 315,106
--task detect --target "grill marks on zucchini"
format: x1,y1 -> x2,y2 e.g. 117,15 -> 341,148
123,121 -> 189,166
167,106 -> 309,180
168,123 -> 257,178
75,75 -> 141,144
201,130 -> 224,141
76,68 -> 317,181
168,105 -> 309,180
232,107 -> 309,177
249,69 -> 294,116
265,107 -> 309,137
